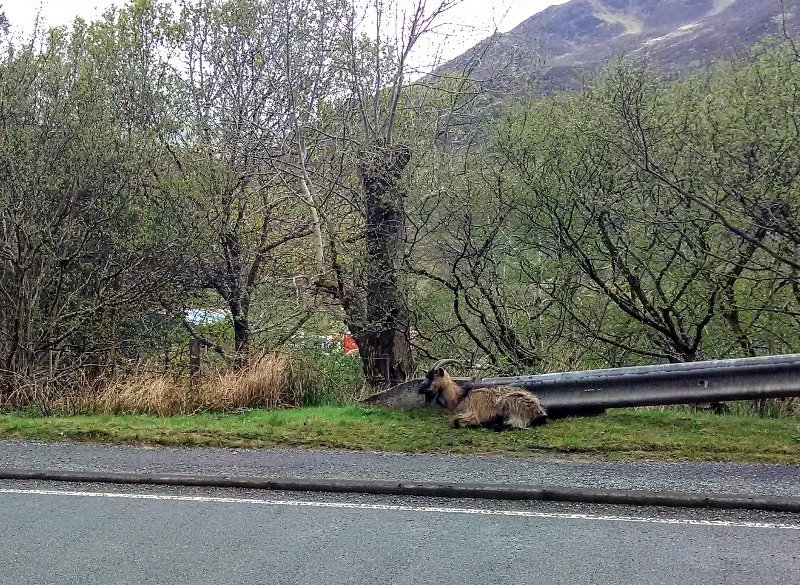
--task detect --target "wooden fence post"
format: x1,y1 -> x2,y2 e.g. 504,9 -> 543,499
189,339 -> 201,388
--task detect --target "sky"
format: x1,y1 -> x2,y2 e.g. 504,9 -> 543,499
3,0 -> 570,62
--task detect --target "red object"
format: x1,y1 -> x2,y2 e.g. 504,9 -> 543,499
343,333 -> 359,355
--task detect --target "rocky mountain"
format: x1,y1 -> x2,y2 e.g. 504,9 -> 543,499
446,0 -> 798,92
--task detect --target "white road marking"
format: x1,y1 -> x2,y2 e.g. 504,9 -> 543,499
2,487 -> 798,530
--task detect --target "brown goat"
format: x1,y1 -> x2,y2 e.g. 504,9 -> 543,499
418,362 -> 548,430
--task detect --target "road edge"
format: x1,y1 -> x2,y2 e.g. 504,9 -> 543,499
2,468 -> 799,512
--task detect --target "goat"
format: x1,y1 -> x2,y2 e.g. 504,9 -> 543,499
418,360 -> 548,430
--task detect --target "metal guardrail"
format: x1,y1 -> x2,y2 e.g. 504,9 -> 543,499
469,354 -> 800,417
361,353 -> 800,416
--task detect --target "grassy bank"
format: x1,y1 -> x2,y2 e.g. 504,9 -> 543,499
1,407 -> 799,463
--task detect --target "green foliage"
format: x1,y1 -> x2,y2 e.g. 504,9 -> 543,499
296,349 -> 364,406
0,6 -> 187,390
481,39 -> 800,367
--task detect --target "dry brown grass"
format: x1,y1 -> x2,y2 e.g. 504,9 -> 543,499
196,352 -> 302,411
61,352 -> 311,416
86,376 -> 190,416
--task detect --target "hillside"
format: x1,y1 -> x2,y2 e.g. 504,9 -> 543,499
446,0 -> 798,91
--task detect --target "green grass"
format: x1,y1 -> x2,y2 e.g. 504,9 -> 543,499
1,407 -> 799,463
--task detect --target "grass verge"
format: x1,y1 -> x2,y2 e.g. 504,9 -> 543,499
1,407 -> 799,463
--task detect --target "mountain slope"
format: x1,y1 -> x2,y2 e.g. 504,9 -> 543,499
447,0 -> 798,91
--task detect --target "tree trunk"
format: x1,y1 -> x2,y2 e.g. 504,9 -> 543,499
229,297 -> 250,360
355,144 -> 415,389
355,327 -> 413,390
221,228 -> 250,363
300,176 -> 326,276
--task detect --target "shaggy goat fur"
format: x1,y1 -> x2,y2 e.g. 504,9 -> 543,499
418,365 -> 548,430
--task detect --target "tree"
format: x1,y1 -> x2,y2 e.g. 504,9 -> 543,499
406,151 -> 570,373
0,16 -> 184,399
311,0 -> 477,389
494,61 -> 769,364
146,0 -> 352,359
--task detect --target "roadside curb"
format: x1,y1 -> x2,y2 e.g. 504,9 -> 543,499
2,468 -> 799,513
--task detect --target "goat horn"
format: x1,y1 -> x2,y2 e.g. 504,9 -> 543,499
431,358 -> 462,370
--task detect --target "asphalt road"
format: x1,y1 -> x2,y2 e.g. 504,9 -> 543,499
3,439 -> 800,497
2,481 -> 799,585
